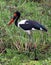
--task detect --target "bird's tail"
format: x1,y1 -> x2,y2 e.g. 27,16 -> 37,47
41,25 -> 47,32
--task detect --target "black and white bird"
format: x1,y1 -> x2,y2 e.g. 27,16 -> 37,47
8,11 -> 47,41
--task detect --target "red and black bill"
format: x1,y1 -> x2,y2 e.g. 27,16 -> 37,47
8,13 -> 17,25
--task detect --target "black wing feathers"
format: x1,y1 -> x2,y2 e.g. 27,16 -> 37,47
19,20 -> 47,32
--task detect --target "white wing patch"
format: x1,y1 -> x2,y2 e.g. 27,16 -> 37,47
40,28 -> 43,30
18,20 -> 27,27
32,28 -> 36,30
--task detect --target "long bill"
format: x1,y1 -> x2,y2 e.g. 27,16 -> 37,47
8,13 -> 17,25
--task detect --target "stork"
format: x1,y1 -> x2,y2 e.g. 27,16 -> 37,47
8,11 -> 47,41
8,11 -> 47,60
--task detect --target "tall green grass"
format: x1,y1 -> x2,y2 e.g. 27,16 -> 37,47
0,0 -> 51,65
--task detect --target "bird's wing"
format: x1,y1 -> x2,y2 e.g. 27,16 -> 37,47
32,21 -> 47,32
19,23 -> 32,30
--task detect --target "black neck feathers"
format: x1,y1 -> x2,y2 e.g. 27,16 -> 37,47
15,17 -> 18,26
14,11 -> 20,26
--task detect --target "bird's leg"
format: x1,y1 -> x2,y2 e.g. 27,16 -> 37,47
31,31 -> 34,43
28,31 -> 33,43
28,31 -> 34,44
32,31 -> 38,60
28,31 -> 38,60
34,43 -> 38,60
28,34 -> 30,42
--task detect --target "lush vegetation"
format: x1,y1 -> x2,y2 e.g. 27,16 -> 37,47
0,0 -> 51,65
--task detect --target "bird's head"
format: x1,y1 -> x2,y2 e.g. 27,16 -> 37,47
8,11 -> 20,25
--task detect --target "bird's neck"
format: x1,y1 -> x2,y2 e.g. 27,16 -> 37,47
15,17 -> 19,26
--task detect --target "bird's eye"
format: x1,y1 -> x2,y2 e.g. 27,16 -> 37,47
14,13 -> 17,17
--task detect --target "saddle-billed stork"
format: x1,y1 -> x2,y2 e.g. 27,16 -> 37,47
8,11 -> 47,60
8,11 -> 47,41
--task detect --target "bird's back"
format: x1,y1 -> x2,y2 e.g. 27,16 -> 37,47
26,20 -> 47,32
